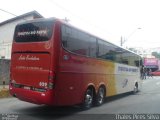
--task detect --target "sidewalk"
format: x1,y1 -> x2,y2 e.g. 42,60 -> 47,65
0,85 -> 9,89
0,85 -> 10,98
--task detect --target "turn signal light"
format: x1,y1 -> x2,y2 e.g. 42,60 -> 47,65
48,71 -> 55,89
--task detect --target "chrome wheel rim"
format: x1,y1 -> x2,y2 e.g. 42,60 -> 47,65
84,89 -> 93,108
134,85 -> 138,93
98,87 -> 105,104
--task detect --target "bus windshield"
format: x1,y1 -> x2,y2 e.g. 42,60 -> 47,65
14,21 -> 54,42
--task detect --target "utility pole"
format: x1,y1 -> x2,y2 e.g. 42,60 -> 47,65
120,36 -> 123,46
120,36 -> 126,46
120,28 -> 141,47
63,17 -> 70,23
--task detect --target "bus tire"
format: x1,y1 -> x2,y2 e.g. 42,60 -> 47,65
82,88 -> 94,109
95,86 -> 105,106
133,83 -> 138,94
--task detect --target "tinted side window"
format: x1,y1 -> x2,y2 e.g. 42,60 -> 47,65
97,40 -> 116,61
88,36 -> 96,57
61,25 -> 96,57
121,51 -> 140,66
97,39 -> 130,65
61,25 -> 139,67
121,50 -> 130,65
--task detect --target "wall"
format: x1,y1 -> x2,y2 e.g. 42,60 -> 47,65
0,15 -> 34,59
0,59 -> 10,85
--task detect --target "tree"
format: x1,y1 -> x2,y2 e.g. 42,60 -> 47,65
128,48 -> 138,53
152,52 -> 160,59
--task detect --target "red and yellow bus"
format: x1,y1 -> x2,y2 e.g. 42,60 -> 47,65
9,18 -> 142,109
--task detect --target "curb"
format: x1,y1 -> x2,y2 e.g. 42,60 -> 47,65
0,89 -> 11,98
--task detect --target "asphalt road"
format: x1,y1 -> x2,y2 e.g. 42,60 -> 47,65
1,77 -> 160,120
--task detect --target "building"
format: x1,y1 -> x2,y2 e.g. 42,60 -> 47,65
143,58 -> 159,71
0,10 -> 43,59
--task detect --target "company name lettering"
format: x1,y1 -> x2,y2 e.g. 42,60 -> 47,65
17,30 -> 48,36
118,66 -> 138,72
16,66 -> 43,70
18,55 -> 40,61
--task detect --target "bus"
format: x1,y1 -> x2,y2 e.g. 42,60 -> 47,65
9,18 -> 142,109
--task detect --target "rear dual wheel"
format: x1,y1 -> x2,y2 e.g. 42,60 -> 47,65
95,87 -> 105,106
82,88 -> 94,109
82,86 -> 105,109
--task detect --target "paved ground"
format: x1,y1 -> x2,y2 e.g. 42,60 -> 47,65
0,77 -> 160,120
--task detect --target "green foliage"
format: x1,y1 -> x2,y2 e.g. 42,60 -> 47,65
0,89 -> 10,98
152,52 -> 160,59
128,48 -> 138,53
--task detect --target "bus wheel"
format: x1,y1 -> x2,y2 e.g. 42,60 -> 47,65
95,86 -> 105,106
133,83 -> 138,94
82,88 -> 93,109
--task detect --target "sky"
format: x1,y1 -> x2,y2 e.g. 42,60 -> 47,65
0,0 -> 160,50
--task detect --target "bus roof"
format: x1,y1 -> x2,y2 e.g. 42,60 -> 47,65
16,17 -> 142,58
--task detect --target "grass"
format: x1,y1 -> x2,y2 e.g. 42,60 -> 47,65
0,88 -> 11,98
